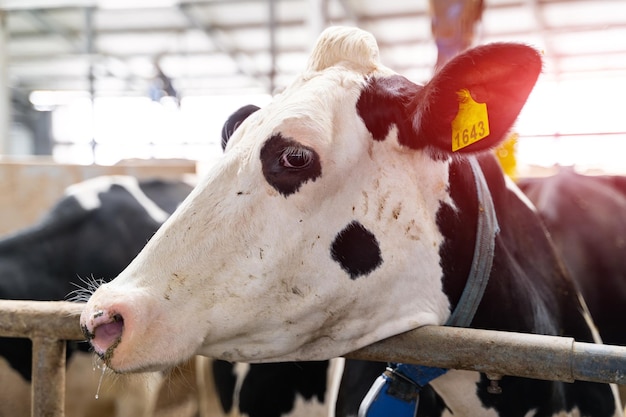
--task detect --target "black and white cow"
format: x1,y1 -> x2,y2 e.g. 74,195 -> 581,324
0,175 -> 193,380
0,175 -> 192,417
80,26 -> 622,416
518,169 -> 626,349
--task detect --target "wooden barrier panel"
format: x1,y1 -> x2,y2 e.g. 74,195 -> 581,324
0,157 -> 196,235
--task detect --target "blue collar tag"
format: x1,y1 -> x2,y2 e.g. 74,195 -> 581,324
359,367 -> 417,417
358,363 -> 448,417
358,375 -> 416,417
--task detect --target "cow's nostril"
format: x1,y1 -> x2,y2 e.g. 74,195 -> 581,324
91,313 -> 124,356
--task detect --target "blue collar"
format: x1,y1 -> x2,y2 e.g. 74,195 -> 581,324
358,156 -> 500,417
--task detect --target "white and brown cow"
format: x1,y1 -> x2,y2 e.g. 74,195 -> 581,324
81,27 -> 621,416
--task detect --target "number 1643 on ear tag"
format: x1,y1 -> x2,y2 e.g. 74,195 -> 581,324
451,89 -> 490,152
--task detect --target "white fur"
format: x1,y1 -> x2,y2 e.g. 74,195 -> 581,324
430,370 -> 498,417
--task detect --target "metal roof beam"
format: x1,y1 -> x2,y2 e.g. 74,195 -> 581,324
335,0 -> 359,24
18,9 -> 85,53
177,3 -> 268,92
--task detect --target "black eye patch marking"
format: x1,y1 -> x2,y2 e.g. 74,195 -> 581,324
331,221 -> 383,279
260,133 -> 321,197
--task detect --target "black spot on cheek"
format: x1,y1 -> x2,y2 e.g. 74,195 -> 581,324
331,221 -> 383,279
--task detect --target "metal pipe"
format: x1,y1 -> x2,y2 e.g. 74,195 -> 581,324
307,0 -> 327,45
1,300 -> 625,386
0,300 -> 82,417
84,6 -> 97,164
0,300 -> 84,340
0,10 -> 10,155
31,336 -> 67,417
268,0 -> 277,94
346,326 -> 626,385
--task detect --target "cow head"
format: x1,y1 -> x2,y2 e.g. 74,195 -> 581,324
81,26 -> 541,372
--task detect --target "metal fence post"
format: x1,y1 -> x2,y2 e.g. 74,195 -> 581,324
0,300 -> 84,417
31,336 -> 67,417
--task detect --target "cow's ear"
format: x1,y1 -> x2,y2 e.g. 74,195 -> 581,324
410,43 -> 542,154
221,104 -> 260,151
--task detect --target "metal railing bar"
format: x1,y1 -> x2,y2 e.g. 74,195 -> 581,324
0,300 -> 84,340
346,325 -> 626,385
0,299 -> 625,417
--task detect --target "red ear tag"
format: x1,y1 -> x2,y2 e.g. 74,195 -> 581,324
451,89 -> 490,152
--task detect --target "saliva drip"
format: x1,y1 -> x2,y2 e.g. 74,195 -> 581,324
94,362 -> 107,400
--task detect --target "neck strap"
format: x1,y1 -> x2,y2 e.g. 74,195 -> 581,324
446,156 -> 500,327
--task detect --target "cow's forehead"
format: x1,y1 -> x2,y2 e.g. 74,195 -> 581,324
229,70 -> 373,153
227,26 -> 399,153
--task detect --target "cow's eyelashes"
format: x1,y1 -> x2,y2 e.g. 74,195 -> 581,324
280,146 -> 314,169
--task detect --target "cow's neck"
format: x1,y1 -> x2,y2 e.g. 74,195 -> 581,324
438,154 -> 594,340
432,154 -> 618,417
444,156 -> 498,328
437,156 -> 483,326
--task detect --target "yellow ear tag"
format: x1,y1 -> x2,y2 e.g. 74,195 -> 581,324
451,89 -> 490,152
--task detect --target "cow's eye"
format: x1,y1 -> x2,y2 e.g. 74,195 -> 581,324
261,134 -> 321,197
281,146 -> 314,169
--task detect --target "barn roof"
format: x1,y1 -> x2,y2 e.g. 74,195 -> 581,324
3,0 -> 625,99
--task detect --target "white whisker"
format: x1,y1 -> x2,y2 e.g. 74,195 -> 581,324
66,274 -> 106,302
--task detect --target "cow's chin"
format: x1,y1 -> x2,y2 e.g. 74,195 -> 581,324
98,339 -> 197,374
102,353 -> 192,375
104,359 -> 169,375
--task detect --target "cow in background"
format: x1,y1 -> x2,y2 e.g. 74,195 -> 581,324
518,168 -> 626,410
0,175 -> 195,417
518,169 -> 626,348
81,27 -> 621,416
